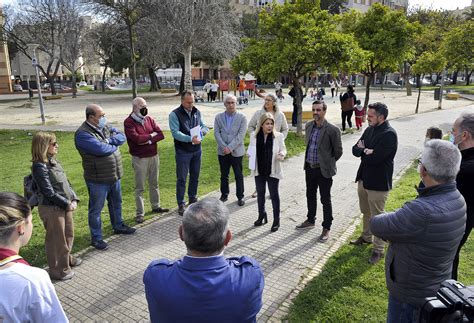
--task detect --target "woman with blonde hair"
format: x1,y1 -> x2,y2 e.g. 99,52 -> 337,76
248,113 -> 287,232
0,192 -> 68,322
31,131 -> 80,281
248,92 -> 289,198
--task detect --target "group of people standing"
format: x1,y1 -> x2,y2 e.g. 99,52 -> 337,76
0,84 -> 472,322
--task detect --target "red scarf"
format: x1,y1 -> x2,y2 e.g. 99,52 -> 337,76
0,248 -> 30,266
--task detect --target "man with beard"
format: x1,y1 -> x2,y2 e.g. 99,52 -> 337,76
295,100 -> 343,243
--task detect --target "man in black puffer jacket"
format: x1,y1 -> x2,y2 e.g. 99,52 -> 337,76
371,139 -> 466,323
450,112 -> 474,280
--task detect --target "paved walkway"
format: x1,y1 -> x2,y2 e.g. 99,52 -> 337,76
49,104 -> 473,322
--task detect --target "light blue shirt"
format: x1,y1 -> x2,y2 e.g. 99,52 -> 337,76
169,110 -> 209,143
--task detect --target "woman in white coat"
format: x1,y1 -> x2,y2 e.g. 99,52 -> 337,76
248,113 -> 287,232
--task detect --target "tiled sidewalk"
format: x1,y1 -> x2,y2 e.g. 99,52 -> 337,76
53,105 -> 473,322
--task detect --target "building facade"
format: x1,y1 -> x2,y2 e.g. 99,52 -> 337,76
0,8 -> 12,93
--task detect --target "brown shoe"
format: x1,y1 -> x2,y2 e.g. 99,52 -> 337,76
368,251 -> 384,265
295,220 -> 315,230
318,228 -> 330,243
350,236 -> 372,246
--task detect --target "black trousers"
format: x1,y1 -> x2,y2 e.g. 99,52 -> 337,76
305,167 -> 333,230
210,91 -> 217,101
218,155 -> 244,200
292,103 -> 298,126
341,110 -> 353,131
452,225 -> 472,280
255,175 -> 280,222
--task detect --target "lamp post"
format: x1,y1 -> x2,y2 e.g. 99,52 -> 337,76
28,44 -> 45,125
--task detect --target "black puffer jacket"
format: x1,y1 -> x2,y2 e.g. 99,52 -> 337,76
32,158 -> 78,210
370,183 -> 466,307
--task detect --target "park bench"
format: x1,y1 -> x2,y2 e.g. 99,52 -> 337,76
44,95 -> 63,100
446,93 -> 460,100
283,110 -> 313,123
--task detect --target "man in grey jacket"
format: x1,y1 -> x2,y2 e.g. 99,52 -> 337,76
295,100 -> 343,242
371,139 -> 466,322
214,94 -> 247,206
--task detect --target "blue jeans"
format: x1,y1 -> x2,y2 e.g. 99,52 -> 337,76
387,293 -> 419,323
86,180 -> 124,242
175,148 -> 201,206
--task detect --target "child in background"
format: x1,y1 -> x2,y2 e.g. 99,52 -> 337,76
425,126 -> 443,141
354,99 -> 366,130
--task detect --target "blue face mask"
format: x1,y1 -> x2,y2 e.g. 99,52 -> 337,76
98,116 -> 107,129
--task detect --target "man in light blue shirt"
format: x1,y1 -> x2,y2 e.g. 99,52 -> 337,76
169,91 -> 209,215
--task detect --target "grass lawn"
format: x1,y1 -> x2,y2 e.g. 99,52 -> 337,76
287,164 -> 474,322
0,129 -> 305,267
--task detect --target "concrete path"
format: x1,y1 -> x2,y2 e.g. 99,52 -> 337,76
49,104 -> 473,322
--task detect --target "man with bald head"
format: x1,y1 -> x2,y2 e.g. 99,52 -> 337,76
75,104 -> 136,251
124,97 -> 169,224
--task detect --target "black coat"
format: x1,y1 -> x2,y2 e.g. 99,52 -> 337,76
457,147 -> 474,229
352,121 -> 398,191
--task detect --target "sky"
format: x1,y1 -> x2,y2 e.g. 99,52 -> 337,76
408,0 -> 471,10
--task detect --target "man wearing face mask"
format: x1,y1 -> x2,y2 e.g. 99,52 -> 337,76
124,97 -> 169,224
450,112 -> 474,280
75,104 -> 136,251
350,102 -> 398,264
370,139 -> 465,322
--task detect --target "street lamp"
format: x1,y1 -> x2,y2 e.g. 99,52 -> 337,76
27,43 -> 45,125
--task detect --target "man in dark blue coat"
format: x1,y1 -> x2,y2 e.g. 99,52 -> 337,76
371,139 -> 466,323
350,102 -> 398,264
143,198 -> 264,323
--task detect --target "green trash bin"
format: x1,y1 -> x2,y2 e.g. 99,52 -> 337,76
434,87 -> 441,100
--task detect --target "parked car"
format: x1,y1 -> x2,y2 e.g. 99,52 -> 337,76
385,80 -> 400,87
42,83 -> 71,91
78,81 -> 88,87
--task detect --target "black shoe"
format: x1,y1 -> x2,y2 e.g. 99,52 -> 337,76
271,220 -> 280,232
178,204 -> 185,216
219,195 -> 228,202
91,240 -> 109,250
135,216 -> 144,224
237,199 -> 245,206
152,207 -> 170,213
113,225 -> 136,235
254,213 -> 268,226
188,197 -> 198,205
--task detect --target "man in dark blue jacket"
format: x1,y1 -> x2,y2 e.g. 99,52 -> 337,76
350,102 -> 398,264
75,104 -> 135,250
143,198 -> 264,323
371,139 -> 466,323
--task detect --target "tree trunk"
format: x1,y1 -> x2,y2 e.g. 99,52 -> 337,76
149,66 -> 159,92
101,66 -> 108,92
127,22 -> 137,99
363,74 -> 373,109
293,78 -> 304,137
406,77 -> 412,96
72,73 -> 77,98
183,44 -> 193,91
380,73 -> 385,90
415,86 -> 421,114
466,69 -> 472,86
46,75 -> 55,95
452,70 -> 458,84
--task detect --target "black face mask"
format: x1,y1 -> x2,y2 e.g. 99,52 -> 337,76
140,107 -> 148,116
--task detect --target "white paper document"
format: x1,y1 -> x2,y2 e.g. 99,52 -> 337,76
190,126 -> 202,141
248,146 -> 256,170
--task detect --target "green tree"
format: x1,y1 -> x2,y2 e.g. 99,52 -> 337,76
442,20 -> 474,86
411,51 -> 446,113
232,0 -> 364,135
351,3 -> 414,108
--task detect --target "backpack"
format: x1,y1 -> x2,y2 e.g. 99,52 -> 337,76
23,174 -> 40,208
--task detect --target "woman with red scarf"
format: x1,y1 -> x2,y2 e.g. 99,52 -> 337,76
0,192 -> 68,322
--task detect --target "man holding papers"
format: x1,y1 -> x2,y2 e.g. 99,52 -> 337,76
169,91 -> 209,215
